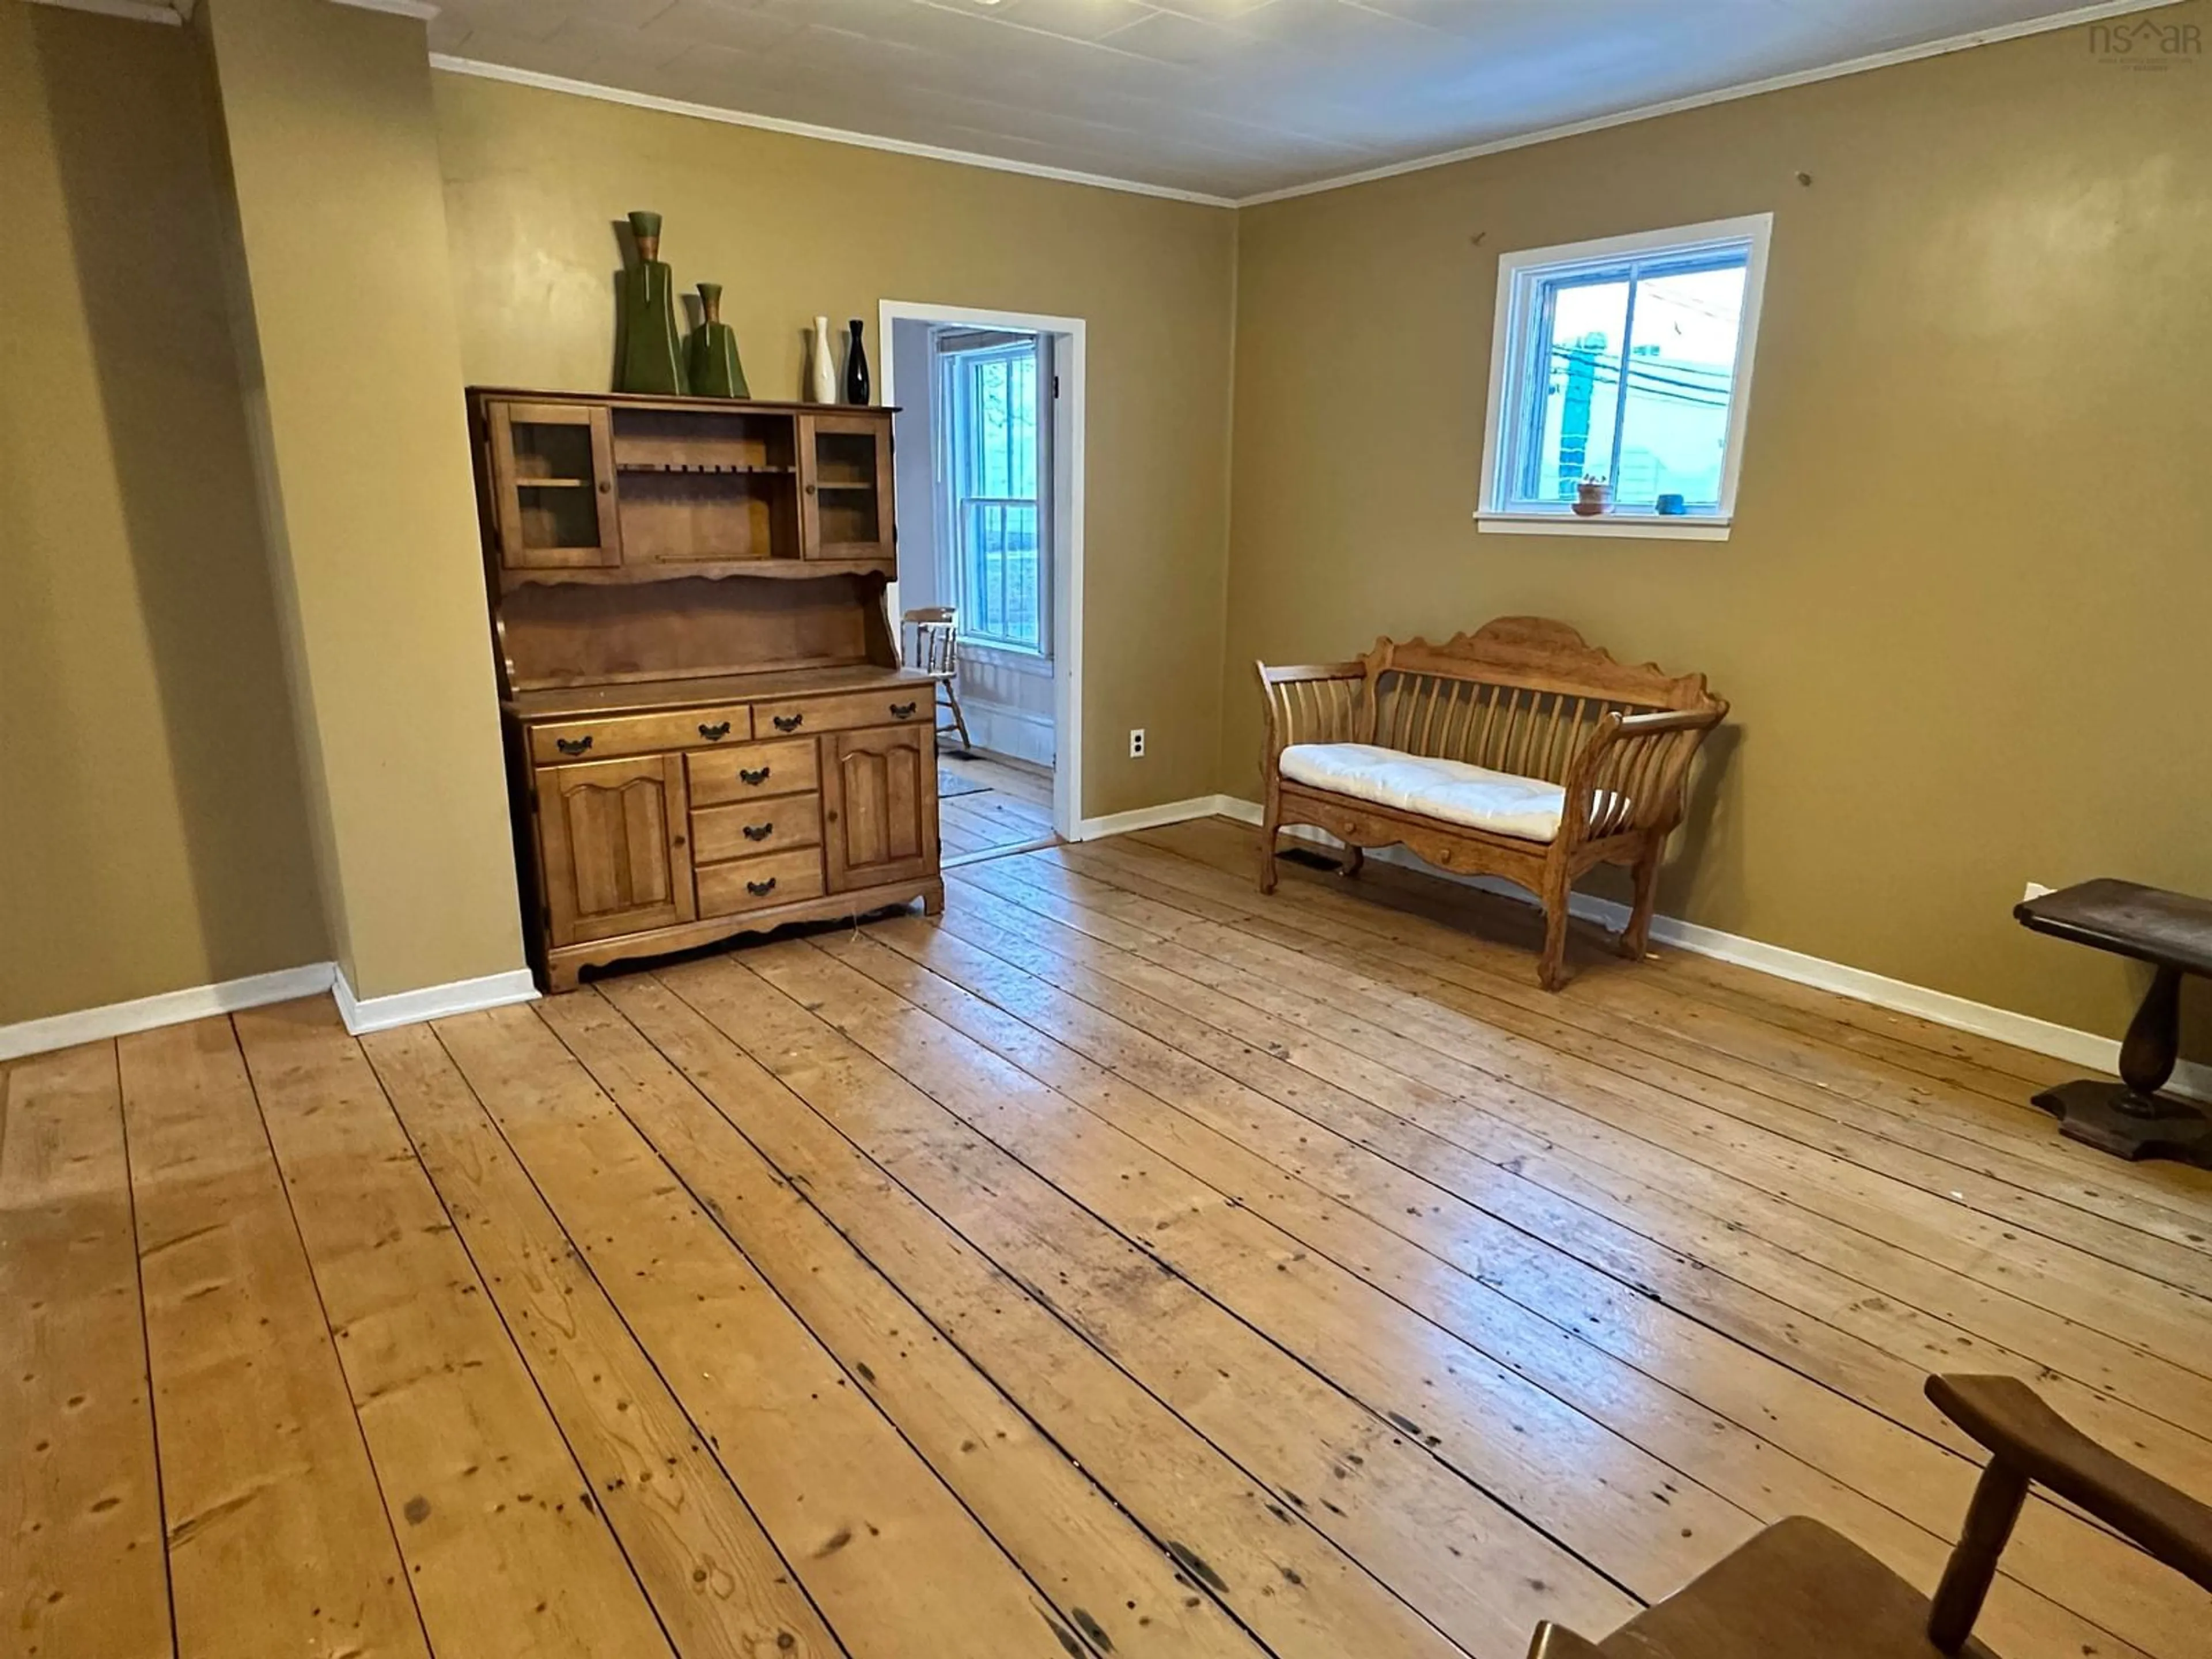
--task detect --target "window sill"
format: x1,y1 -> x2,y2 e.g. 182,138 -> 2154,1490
1475,510 -> 1732,542
962,641 -> 1054,673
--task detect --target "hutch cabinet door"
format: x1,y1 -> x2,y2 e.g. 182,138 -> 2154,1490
536,753 -> 696,945
797,412 -> 895,562
488,401 -> 623,570
821,726 -> 936,891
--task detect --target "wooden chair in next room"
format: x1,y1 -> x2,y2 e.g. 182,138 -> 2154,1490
903,605 -> 973,756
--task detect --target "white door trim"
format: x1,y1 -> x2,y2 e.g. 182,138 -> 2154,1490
881,298 -> 1086,843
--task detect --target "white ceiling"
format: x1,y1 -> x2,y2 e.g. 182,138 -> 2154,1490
425,0 -> 2146,202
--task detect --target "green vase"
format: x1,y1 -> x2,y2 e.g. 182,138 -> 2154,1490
687,282 -> 749,399
618,210 -> 687,395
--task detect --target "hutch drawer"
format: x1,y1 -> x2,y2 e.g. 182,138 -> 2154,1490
529,704 -> 753,764
685,737 -> 819,805
691,797 -> 824,863
696,848 -> 827,917
753,688 -> 930,739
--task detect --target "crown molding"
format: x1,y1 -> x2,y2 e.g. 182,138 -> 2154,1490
1234,0 -> 2184,207
427,55 -> 1239,209
332,0 -> 439,18
432,0 -> 2179,210
18,0 -> 438,22
36,0 -> 2168,206
18,0 -> 186,25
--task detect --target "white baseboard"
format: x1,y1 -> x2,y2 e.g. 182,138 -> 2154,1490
1218,798 -> 2211,1103
0,962 -> 337,1062
1075,793 -> 1243,843
332,967 -> 539,1036
956,700 -> 1056,768
0,960 -> 545,1060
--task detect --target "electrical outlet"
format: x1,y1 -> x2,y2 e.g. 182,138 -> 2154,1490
2022,881 -> 2056,903
1129,728 -> 1146,759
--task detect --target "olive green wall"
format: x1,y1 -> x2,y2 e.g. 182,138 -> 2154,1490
9,0 -> 2202,1059
1221,6 -> 2211,1043
430,71 -> 1238,819
0,4 -> 323,1027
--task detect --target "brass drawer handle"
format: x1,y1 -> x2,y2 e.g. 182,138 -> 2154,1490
555,735 -> 593,756
746,876 -> 778,897
739,766 -> 772,786
698,720 -> 732,741
890,701 -> 918,719
772,713 -> 805,732
742,821 -> 774,842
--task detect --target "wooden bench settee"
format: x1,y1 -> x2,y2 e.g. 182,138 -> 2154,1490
1256,617 -> 1727,990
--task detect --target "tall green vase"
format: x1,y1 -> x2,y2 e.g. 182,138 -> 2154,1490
687,282 -> 749,399
618,210 -> 687,395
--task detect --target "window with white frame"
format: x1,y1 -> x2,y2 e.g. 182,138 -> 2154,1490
935,332 -> 1047,653
1478,214 -> 1771,535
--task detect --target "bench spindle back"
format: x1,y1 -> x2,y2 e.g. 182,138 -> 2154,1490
1373,673 -> 1652,787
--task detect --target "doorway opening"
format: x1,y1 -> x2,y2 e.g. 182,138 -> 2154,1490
882,301 -> 1085,862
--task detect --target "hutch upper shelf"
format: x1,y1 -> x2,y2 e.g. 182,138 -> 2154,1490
475,389 -> 896,585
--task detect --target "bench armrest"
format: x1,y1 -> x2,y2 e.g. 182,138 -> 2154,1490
1615,708 -> 1724,739
1256,660 -> 1369,762
1930,1374 -> 2212,1592
1560,705 -> 1725,844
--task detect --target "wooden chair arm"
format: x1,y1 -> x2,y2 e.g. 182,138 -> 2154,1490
1256,659 -> 1369,757
1522,1380 -> 2210,1659
1929,1374 -> 2212,1591
1560,706 -> 1725,843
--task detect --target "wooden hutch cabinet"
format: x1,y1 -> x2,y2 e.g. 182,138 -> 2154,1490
469,388 -> 940,991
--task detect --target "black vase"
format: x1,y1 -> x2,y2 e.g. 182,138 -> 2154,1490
843,318 -> 871,405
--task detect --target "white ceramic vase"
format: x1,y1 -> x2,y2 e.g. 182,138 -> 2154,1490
808,315 -> 836,403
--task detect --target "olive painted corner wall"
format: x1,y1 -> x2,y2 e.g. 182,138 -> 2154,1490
1221,7 -> 2211,1044
199,0 -> 526,1003
0,5 -> 323,1026
430,71 -> 1240,820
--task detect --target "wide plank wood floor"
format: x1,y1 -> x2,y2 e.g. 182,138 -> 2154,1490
940,752 -> 1059,863
7,817 -> 2209,1659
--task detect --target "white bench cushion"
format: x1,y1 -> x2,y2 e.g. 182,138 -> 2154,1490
1279,742 -> 1569,844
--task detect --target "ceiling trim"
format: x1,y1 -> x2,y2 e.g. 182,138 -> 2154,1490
20,0 -> 437,23
19,0 -> 185,25
1234,0 -> 2184,207
436,0 -> 2180,212
334,0 -> 440,18
427,55 -> 1241,209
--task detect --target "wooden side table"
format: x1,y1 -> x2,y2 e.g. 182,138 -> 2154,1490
2014,879 -> 2212,1168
